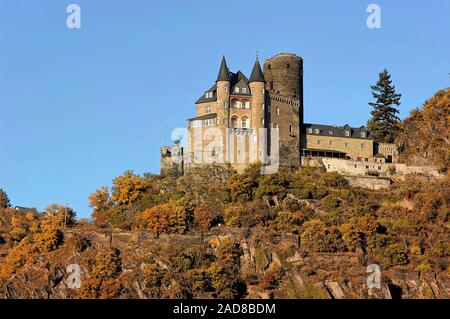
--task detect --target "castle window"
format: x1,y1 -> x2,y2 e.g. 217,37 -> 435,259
261,118 -> 265,125
361,132 -> 366,138
224,87 -> 228,92
231,117 -> 238,128
289,124 -> 293,133
232,100 -> 239,108
242,88 -> 247,94
345,142 -> 349,148
317,140 -> 321,145
234,87 -> 240,93
307,128 -> 313,134
241,119 -> 248,128
329,130 -> 333,135
270,81 -> 274,90
241,101 -> 249,109
345,130 -> 350,137
276,107 -> 280,115
287,63 -> 290,69
206,106 -> 211,113
314,128 -> 320,134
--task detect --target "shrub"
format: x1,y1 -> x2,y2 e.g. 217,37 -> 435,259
301,220 -> 346,253
259,265 -> 283,290
319,172 -> 349,188
339,223 -> 363,252
320,194 -> 341,212
255,173 -> 289,199
226,164 -> 261,202
139,201 -> 188,235
273,210 -> 305,234
194,204 -> 216,232
223,201 -> 267,228
92,250 -> 122,281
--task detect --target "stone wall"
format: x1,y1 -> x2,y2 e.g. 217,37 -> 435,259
302,157 -> 441,178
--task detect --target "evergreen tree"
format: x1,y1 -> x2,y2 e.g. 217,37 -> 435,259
0,188 -> 11,209
367,69 -> 402,143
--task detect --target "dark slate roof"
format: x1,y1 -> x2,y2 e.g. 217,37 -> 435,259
230,77 -> 251,97
195,84 -> 217,104
216,56 -> 231,82
304,123 -> 372,140
14,206 -> 36,213
188,113 -> 217,121
249,58 -> 265,83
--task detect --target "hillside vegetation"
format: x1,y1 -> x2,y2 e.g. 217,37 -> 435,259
0,164 -> 448,299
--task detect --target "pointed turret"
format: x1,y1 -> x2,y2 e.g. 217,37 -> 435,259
216,56 -> 231,82
249,56 -> 265,83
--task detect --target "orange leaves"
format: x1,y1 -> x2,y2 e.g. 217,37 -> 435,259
139,201 -> 188,235
111,171 -> 147,205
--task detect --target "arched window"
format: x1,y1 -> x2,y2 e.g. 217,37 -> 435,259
241,100 -> 249,109
231,117 -> 238,128
232,100 -> 239,108
241,117 -> 248,129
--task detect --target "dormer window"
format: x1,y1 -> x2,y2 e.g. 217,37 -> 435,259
242,88 -> 247,94
328,130 -> 333,135
234,87 -> 240,93
307,128 -> 313,134
361,132 -> 366,138
345,130 -> 350,137
314,128 -> 320,134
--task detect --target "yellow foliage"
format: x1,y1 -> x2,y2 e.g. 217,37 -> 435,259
111,171 -> 147,205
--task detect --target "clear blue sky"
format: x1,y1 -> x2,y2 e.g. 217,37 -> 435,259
0,0 -> 449,218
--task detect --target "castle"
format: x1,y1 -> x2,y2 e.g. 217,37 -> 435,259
161,53 -> 401,176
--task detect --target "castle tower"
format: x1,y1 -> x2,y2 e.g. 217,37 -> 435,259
264,53 -> 304,170
215,56 -> 231,128
249,56 -> 266,130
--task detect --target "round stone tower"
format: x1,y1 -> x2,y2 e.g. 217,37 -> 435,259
263,53 -> 303,99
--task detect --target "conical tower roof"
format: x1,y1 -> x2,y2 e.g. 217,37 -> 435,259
249,57 -> 265,83
216,56 -> 231,82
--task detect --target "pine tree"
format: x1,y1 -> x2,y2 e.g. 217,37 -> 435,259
0,188 -> 11,209
367,69 -> 402,143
